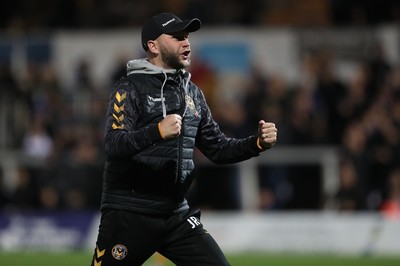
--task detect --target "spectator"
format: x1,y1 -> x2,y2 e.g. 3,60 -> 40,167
22,117 -> 53,159
380,168 -> 400,219
335,158 -> 363,210
10,167 -> 40,209
0,168 -> 9,207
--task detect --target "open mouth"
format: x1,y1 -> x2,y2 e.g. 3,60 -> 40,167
182,50 -> 190,59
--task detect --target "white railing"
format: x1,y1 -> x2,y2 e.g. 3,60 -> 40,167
0,146 -> 340,210
0,150 -> 45,191
238,146 -> 340,210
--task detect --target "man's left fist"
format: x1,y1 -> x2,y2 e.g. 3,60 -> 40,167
257,120 -> 277,150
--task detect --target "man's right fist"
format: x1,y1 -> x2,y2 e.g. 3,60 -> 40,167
158,114 -> 182,140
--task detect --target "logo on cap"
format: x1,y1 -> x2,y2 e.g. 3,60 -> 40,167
162,18 -> 176,27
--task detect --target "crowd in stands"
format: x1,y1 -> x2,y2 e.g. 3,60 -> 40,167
0,1 -> 399,215
0,40 -> 399,213
1,0 -> 400,31
189,43 -> 400,212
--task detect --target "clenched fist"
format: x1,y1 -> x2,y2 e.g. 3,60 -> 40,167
158,114 -> 182,140
257,120 -> 277,150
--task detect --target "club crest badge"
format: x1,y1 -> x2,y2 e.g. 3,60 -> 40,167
185,95 -> 195,112
112,244 -> 128,260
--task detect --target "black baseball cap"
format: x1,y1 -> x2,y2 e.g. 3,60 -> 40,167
141,13 -> 202,51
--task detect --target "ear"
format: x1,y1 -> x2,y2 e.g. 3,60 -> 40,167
147,40 -> 159,54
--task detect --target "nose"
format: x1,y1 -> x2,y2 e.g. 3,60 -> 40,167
182,38 -> 190,47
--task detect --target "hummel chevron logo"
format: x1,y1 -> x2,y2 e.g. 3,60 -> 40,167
112,113 -> 124,123
112,123 -> 124,129
94,246 -> 105,266
96,246 -> 105,258
114,103 -> 124,113
112,91 -> 126,130
115,91 -> 127,102
94,258 -> 102,266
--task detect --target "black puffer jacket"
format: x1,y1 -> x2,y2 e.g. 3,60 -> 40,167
101,59 -> 261,215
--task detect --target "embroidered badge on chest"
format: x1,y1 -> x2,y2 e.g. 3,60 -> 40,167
111,244 -> 128,260
185,95 -> 195,112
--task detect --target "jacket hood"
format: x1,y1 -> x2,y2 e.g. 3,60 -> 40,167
127,58 -> 177,75
126,58 -> 192,119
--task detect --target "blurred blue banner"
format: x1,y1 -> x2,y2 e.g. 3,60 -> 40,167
0,210 -> 98,251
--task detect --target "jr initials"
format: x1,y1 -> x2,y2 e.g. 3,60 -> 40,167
187,216 -> 201,229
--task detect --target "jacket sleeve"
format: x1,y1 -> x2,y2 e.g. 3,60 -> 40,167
104,80 -> 162,159
195,90 -> 261,164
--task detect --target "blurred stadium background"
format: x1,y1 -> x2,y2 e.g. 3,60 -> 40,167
0,0 -> 400,265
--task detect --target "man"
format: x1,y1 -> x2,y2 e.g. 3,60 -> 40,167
91,12 -> 277,266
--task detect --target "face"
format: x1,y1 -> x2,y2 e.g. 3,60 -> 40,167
156,32 -> 191,69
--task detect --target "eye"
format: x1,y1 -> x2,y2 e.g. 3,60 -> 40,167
172,32 -> 189,41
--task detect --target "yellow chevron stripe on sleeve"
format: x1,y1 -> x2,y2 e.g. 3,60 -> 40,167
114,103 -> 124,113
112,123 -> 124,129
112,113 -> 124,123
115,92 -> 127,102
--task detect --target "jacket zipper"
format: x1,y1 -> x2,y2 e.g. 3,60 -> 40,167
177,86 -> 187,184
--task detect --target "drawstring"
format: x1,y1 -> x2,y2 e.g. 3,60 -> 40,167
160,70 -> 191,118
160,71 -> 168,118
181,72 -> 191,118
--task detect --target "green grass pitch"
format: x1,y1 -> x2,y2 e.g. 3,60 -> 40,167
0,251 -> 398,266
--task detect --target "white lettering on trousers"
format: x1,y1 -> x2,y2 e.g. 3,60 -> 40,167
187,216 -> 201,229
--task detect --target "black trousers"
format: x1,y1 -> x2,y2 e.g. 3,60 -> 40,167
91,208 -> 230,266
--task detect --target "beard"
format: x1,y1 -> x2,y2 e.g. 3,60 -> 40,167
159,44 -> 190,70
